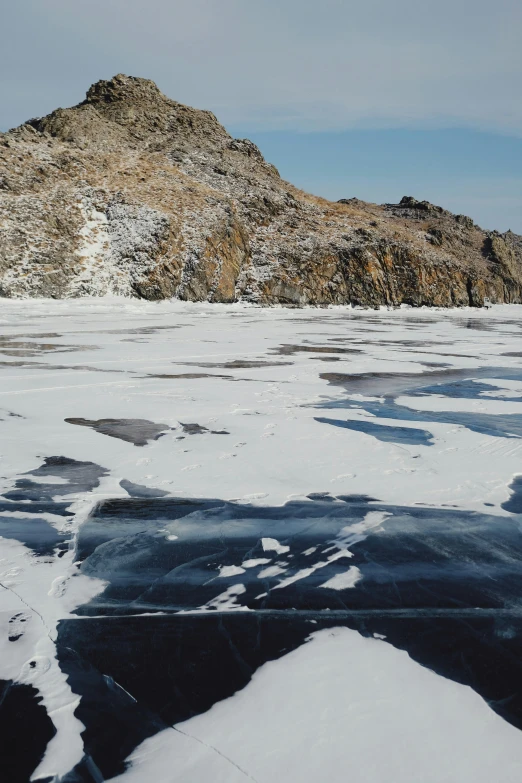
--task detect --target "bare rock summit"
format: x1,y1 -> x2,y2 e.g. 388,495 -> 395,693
1,74 -> 521,306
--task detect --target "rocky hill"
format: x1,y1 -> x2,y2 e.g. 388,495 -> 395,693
1,74 -> 521,306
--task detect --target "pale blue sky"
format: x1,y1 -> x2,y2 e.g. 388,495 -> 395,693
2,0 -> 521,230
232,129 -> 522,233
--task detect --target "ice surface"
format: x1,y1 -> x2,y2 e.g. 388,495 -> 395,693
319,565 -> 362,590
1,299 -> 522,781
113,628 -> 522,783
261,537 -> 290,555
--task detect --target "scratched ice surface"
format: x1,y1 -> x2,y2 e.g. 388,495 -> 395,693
1,299 -> 522,782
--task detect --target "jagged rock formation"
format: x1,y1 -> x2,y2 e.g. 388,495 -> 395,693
1,74 -> 521,306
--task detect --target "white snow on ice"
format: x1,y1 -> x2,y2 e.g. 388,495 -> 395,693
261,537 -> 290,555
242,558 -> 271,568
319,565 -> 362,590
1,299 -> 522,779
218,565 -> 247,578
113,627 -> 522,783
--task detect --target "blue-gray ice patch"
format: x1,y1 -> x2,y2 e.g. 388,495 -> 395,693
314,416 -> 434,445
317,366 -> 522,440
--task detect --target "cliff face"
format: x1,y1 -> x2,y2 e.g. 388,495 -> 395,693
1,74 -> 521,306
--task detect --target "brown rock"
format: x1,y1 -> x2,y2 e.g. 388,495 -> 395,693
1,74 -> 521,307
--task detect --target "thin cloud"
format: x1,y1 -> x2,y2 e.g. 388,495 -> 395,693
1,0 -> 521,134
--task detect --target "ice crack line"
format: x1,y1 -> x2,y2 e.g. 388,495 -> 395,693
106,673 -> 260,783
172,725 -> 260,783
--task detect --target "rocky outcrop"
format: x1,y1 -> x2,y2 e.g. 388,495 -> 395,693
1,74 -> 521,306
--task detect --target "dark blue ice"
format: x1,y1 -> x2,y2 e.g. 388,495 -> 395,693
50,491 -> 522,782
502,475 -> 522,514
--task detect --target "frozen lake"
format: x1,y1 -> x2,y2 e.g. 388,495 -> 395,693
1,300 -> 522,782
